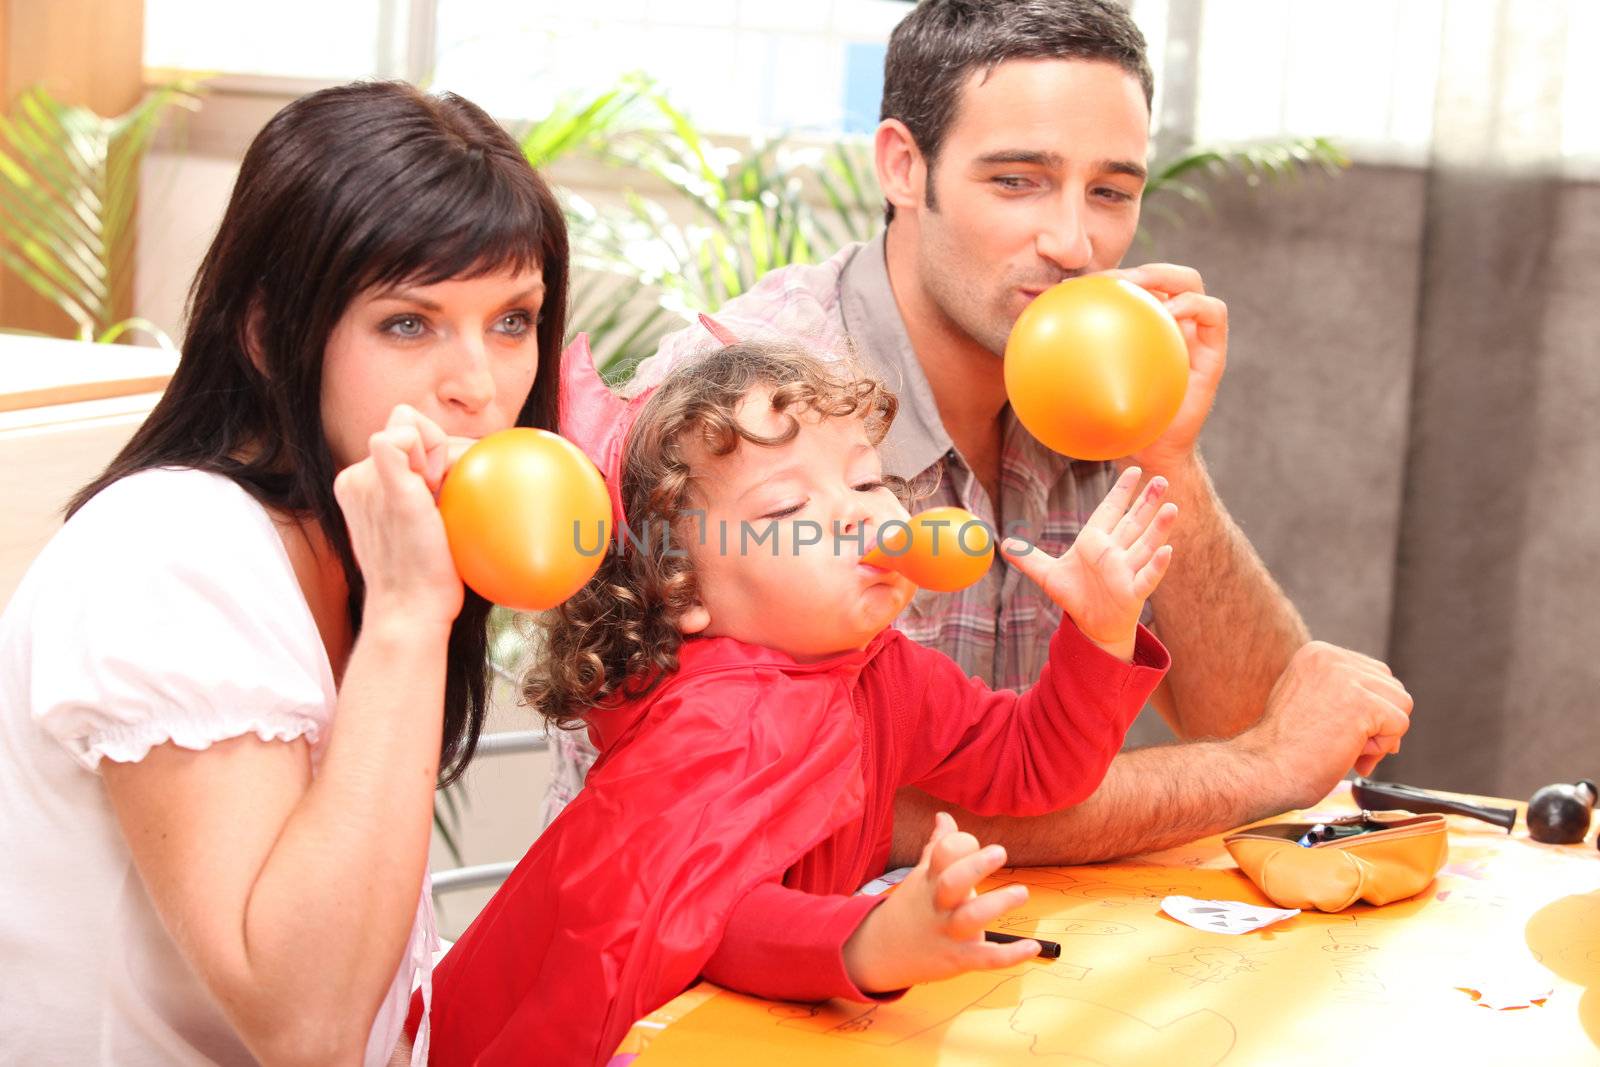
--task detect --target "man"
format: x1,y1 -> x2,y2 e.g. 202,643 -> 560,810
545,0 -> 1412,866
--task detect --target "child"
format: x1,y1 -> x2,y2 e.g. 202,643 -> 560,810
423,334 -> 1175,1065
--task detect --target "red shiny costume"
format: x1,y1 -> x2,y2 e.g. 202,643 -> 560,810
417,617 -> 1167,1065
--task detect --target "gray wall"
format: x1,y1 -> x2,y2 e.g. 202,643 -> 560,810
1143,163 -> 1600,801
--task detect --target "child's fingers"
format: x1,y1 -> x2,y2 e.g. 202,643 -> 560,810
946,883 -> 1029,940
1112,476 -> 1168,549
1083,467 -> 1143,534
956,936 -> 1041,972
1132,545 -> 1174,600
918,811 -> 960,868
928,831 -> 983,882
1123,501 -> 1180,572
999,537 -> 1058,591
932,842 -> 1007,911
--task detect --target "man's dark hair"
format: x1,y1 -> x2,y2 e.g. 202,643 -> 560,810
880,0 -> 1154,222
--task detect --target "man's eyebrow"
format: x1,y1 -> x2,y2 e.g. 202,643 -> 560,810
1101,159 -> 1149,182
976,149 -> 1066,168
974,150 -> 1148,183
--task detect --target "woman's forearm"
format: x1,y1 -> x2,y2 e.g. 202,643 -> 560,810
236,614 -> 450,1063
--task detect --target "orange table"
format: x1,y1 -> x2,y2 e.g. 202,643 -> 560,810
615,783 -> 1600,1066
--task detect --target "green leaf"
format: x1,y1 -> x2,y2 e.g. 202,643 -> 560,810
0,243 -> 91,334
0,112 -> 104,246
95,316 -> 177,349
0,81 -> 199,343
1142,135 -> 1349,231
433,799 -> 466,868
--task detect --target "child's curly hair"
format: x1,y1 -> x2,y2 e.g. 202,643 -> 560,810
524,340 -> 902,729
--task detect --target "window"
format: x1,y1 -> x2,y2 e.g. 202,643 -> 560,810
145,0 -> 388,82
429,0 -> 908,136
1131,0 -> 1446,164
1133,0 -> 1598,171
145,0 -> 1598,167
146,0 -> 908,136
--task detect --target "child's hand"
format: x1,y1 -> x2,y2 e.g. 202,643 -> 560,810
1001,466 -> 1177,661
842,812 -> 1038,995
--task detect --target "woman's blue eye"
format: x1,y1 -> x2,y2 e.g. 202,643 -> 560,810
497,311 -> 533,336
385,315 -> 426,338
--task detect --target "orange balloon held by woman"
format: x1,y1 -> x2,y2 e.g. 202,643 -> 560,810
862,506 -> 993,592
438,428 -> 612,611
1004,274 -> 1189,461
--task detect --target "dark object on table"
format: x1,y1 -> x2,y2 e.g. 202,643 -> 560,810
1350,776 -> 1517,832
1295,820 -> 1381,847
1526,779 -> 1597,845
984,930 -> 1062,959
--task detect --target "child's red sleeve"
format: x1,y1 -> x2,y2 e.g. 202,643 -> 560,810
701,881 -> 905,1003
898,618 -> 1169,815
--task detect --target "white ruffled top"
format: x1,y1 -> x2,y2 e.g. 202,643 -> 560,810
0,467 -> 435,1066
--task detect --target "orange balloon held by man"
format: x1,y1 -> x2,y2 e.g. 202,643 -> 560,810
438,428 -> 612,611
1004,275 -> 1190,461
862,506 -> 993,592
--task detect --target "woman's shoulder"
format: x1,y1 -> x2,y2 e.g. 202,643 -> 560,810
75,465 -> 267,522
57,467 -> 279,563
4,466 -> 333,770
15,466 -> 295,619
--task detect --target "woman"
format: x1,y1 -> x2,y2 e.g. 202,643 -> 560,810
0,81 -> 567,1065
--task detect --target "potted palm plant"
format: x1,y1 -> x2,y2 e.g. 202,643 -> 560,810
0,81 -> 201,346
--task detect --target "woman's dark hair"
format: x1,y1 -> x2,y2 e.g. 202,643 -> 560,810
524,341 -> 900,729
70,80 -> 569,786
880,0 -> 1154,222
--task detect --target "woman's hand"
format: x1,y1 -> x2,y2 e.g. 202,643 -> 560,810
1001,466 -> 1177,661
842,812 -> 1038,994
333,404 -> 466,628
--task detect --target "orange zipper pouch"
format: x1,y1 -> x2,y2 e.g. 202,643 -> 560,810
1223,810 -> 1448,912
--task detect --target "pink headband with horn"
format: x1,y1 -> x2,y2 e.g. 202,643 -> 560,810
559,313 -> 740,540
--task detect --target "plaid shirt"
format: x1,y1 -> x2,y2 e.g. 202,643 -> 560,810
544,233 -> 1121,826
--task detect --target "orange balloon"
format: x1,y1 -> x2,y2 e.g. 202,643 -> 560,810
1004,275 -> 1189,460
862,506 -> 992,592
438,428 -> 612,611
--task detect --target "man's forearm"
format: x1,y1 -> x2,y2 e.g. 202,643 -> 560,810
1138,453 -> 1309,739
891,740 -> 1289,868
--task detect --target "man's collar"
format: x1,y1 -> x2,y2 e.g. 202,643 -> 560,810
839,231 -> 955,480
839,231 -> 1077,491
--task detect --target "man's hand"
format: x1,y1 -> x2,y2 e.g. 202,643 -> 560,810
1108,263 -> 1227,472
1238,641 -> 1415,810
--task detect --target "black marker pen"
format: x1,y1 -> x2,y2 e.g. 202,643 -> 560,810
984,930 -> 1062,959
